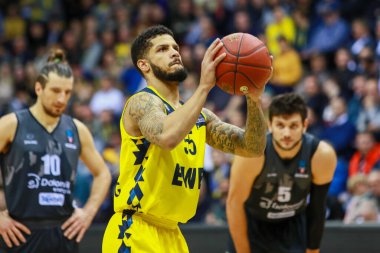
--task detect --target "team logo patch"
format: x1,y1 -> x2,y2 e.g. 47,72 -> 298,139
295,160 -> 308,178
24,133 -> 38,145
298,160 -> 306,174
65,130 -> 77,149
66,130 -> 74,143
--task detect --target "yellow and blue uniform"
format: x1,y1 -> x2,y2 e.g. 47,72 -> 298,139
102,86 -> 206,253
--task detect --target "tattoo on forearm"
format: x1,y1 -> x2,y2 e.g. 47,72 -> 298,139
205,97 -> 266,156
243,96 -> 267,155
127,93 -> 165,143
205,111 -> 243,154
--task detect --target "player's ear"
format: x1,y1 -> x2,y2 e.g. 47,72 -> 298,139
267,120 -> 273,132
303,119 -> 309,133
35,82 -> 43,95
137,59 -> 150,74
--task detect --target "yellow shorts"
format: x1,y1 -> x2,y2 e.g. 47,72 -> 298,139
102,212 -> 189,253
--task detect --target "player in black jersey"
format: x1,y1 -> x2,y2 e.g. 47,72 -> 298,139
0,49 -> 111,253
227,93 -> 337,253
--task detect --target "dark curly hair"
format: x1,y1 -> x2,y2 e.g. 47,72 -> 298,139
269,93 -> 307,122
131,25 -> 174,75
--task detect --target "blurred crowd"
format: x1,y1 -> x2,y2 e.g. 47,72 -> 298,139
0,0 -> 380,225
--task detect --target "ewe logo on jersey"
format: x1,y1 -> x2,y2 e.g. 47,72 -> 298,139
172,163 -> 204,189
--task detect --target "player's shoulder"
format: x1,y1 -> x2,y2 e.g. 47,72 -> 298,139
128,91 -> 164,107
0,112 -> 18,129
0,112 -> 18,144
311,139 -> 337,171
315,140 -> 336,156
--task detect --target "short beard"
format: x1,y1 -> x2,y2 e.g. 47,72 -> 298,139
150,62 -> 188,82
42,103 -> 63,118
273,137 -> 303,151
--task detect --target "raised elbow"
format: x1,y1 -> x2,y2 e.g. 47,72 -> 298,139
239,143 -> 266,158
157,134 -> 182,150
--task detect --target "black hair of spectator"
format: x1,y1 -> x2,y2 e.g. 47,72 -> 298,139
269,93 -> 308,122
36,48 -> 73,87
131,25 -> 174,76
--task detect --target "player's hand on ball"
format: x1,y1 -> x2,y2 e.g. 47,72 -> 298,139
199,38 -> 226,92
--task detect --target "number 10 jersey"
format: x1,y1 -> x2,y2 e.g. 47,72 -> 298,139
0,109 -> 81,221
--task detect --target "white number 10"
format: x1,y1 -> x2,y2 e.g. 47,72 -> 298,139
41,154 -> 61,176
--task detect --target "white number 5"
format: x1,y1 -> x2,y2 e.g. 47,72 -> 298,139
278,186 -> 291,202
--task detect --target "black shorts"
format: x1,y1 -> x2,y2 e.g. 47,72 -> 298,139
228,213 -> 307,253
0,225 -> 78,253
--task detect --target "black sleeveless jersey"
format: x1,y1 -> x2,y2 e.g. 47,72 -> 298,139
0,110 -> 81,220
244,133 -> 319,222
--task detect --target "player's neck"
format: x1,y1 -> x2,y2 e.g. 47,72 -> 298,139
29,104 -> 60,133
273,140 -> 303,159
148,79 -> 180,107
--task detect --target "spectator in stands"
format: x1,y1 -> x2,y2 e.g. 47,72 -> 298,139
333,48 -> 356,99
298,74 -> 329,121
357,46 -> 378,77
265,5 -> 295,56
349,131 -> 380,177
269,35 -> 302,95
344,174 -> 379,224
375,18 -> 380,62
356,78 -> 380,140
229,10 -> 256,36
347,74 -> 366,123
320,96 -> 356,160
292,8 -> 310,52
308,52 -> 330,85
368,170 -> 380,210
3,4 -> 25,42
350,18 -> 374,58
303,1 -> 349,58
81,17 -> 102,72
89,74 -> 125,117
0,63 -> 14,111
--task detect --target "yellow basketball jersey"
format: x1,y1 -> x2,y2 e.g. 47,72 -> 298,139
114,86 -> 206,223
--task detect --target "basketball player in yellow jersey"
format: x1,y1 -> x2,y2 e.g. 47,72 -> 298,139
102,25 -> 271,253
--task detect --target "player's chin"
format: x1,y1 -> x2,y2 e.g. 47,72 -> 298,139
52,109 -> 65,117
279,142 -> 294,150
170,64 -> 184,71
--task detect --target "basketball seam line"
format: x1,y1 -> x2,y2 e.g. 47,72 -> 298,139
239,44 -> 266,56
216,62 -> 272,69
235,34 -> 245,94
222,42 -> 266,57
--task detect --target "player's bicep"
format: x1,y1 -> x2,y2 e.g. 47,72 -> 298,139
126,93 -> 167,145
228,155 -> 263,204
203,108 -> 244,154
311,141 -> 337,185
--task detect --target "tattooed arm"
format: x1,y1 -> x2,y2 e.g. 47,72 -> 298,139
125,87 -> 211,150
204,95 -> 267,157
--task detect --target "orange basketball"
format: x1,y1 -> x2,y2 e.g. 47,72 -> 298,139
215,33 -> 272,95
